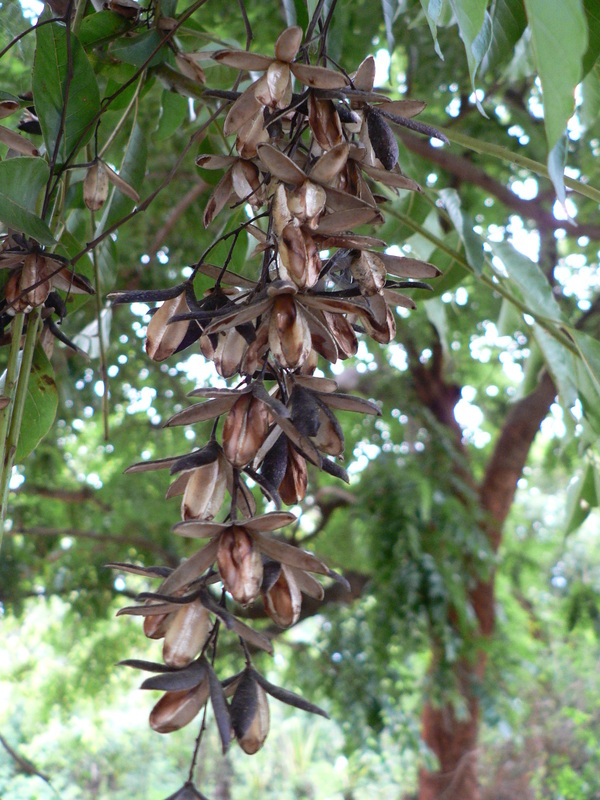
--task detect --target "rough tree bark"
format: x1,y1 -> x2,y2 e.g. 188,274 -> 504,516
412,342 -> 557,800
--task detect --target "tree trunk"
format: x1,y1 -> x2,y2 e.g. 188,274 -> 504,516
416,366 -> 557,800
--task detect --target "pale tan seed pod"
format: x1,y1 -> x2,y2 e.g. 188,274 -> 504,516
263,564 -> 302,628
256,61 -> 292,108
278,224 -> 321,289
311,402 -> 344,456
231,160 -> 263,206
83,160 -> 109,212
286,181 -> 326,228
214,328 -> 249,379
223,394 -> 269,468
163,600 -> 211,668
350,250 -> 386,297
149,678 -> 210,734
236,113 -> 269,159
217,526 -> 263,605
308,95 -> 344,150
175,53 -> 206,84
268,295 -> 312,370
181,454 -> 228,521
145,292 -> 190,361
322,311 -> 358,359
359,304 -> 396,344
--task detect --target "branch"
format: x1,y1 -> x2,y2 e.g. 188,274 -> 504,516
398,129 -> 600,239
479,370 -> 556,549
22,484 -> 111,511
0,733 -> 60,798
8,526 -> 178,565
147,181 -> 207,258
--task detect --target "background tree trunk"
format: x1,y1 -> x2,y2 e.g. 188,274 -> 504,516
416,358 -> 557,799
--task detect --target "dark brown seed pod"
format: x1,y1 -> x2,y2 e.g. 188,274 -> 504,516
366,107 -> 399,171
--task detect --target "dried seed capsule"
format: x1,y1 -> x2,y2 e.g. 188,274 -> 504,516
231,671 -> 270,754
83,160 -> 109,211
217,526 -> 263,605
149,677 -> 210,734
163,600 -> 211,668
223,394 -> 269,468
269,295 -> 312,370
181,454 -> 227,521
278,446 -> 307,506
263,564 -> 302,627
366,107 -> 399,171
145,292 -> 190,362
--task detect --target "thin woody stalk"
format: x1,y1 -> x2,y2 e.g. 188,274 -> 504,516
0,308 -> 41,527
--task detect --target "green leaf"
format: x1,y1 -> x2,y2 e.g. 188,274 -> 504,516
582,0 -> 600,77
419,0 -> 445,60
523,0 -> 588,152
565,460 -> 598,536
110,30 -> 170,68
532,323 -> 578,408
0,156 -> 49,211
490,240 -> 563,323
0,194 -> 55,246
32,23 -> 101,162
547,135 -> 567,207
155,90 -> 188,141
15,345 -> 58,461
569,329 -> 600,432
448,0 -> 492,114
103,120 -> 147,231
382,0 -> 397,52
78,10 -> 130,49
580,65 -> 600,132
480,0 -> 528,75
438,188 -> 483,275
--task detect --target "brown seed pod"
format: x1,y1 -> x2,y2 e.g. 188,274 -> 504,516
163,600 -> 211,668
263,564 -> 302,627
149,678 -> 210,734
223,394 -> 270,468
217,526 -> 263,605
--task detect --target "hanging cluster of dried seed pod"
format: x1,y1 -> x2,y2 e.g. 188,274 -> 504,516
109,25 -> 443,797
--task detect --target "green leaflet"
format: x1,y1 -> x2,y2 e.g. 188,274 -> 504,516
15,345 -> 58,461
570,329 -> 600,433
490,240 -> 563,323
156,90 -> 189,141
419,0 -> 446,60
0,156 -> 55,245
564,460 -> 599,536
448,0 -> 492,114
582,0 -> 600,77
32,22 -> 101,163
439,188 -> 484,275
480,0 -> 528,76
523,0 -> 588,153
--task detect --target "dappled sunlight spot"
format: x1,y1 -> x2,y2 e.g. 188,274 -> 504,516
374,48 -> 390,86
125,385 -> 156,415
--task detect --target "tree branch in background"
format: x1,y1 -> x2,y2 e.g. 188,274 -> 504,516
398,129 -> 600,240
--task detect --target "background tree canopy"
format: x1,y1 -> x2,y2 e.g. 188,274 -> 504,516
1,0 -> 600,799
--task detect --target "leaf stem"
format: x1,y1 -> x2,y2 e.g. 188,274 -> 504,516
0,313 -> 25,544
389,207 -> 579,355
442,128 -> 600,204
0,309 -> 41,529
